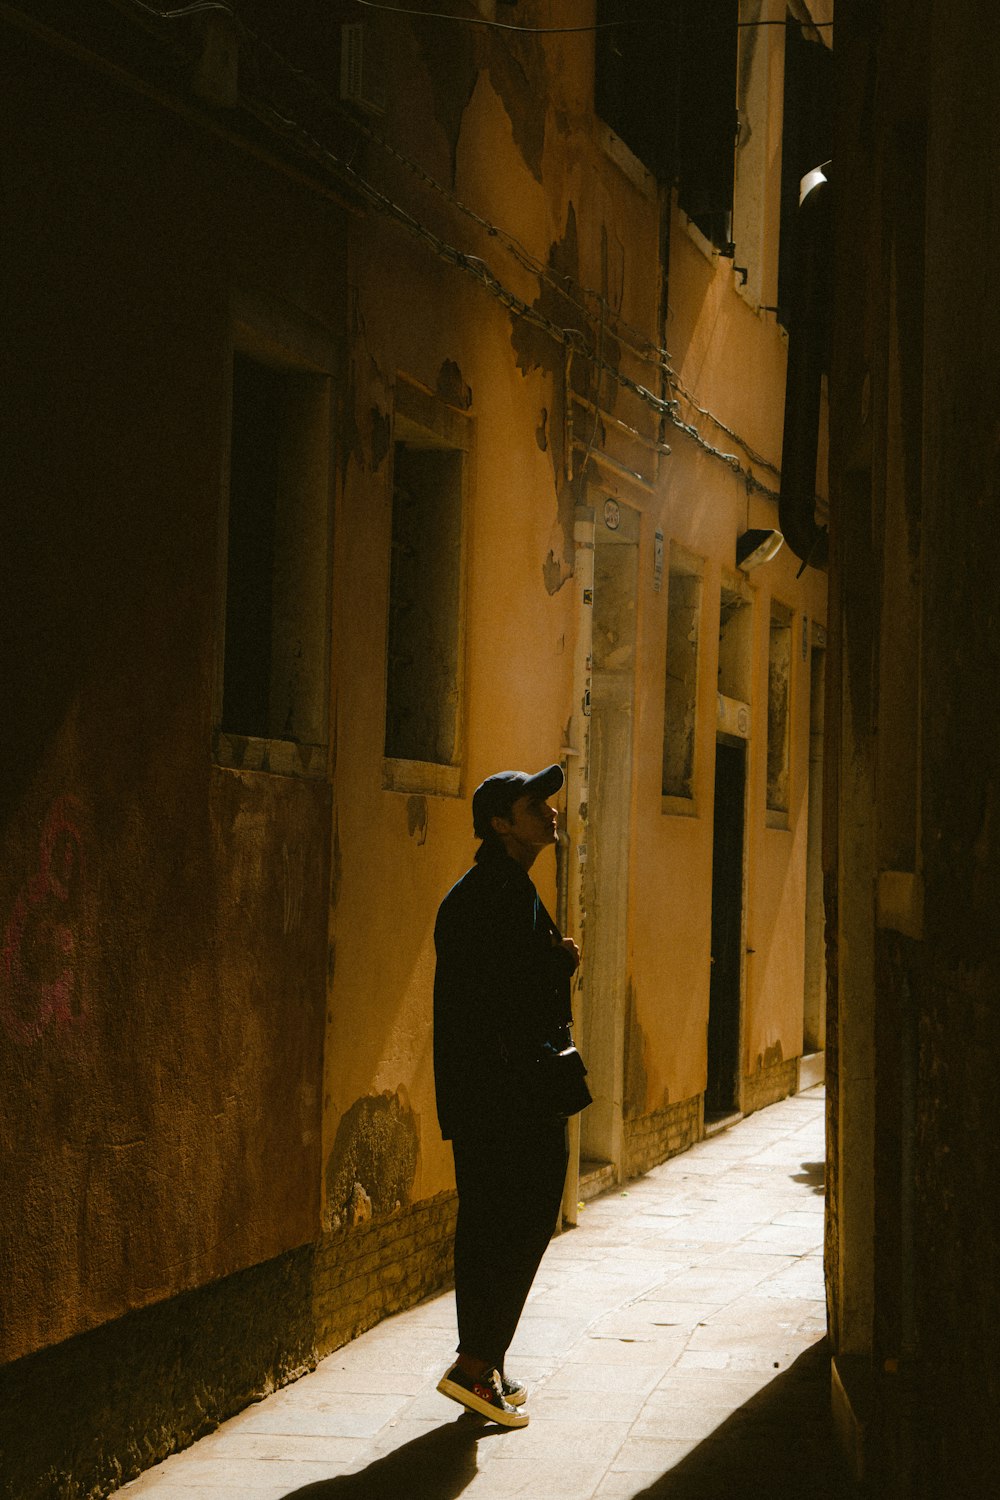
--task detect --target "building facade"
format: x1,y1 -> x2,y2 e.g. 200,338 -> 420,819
826,1 -> 1000,1494
1,3 -> 829,1494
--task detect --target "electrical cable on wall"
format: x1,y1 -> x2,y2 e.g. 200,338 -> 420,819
243,19 -> 681,385
237,14 -> 799,492
120,0 -> 790,498
129,0 -> 234,18
133,0 -> 777,408
351,2 -> 832,35
667,377 -> 781,478
352,0 -> 629,32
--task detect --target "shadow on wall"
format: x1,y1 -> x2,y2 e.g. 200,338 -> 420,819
278,1414 -> 502,1499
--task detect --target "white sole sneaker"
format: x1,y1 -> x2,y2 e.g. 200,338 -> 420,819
437,1369 -> 530,1428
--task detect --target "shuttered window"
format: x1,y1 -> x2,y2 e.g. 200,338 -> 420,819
595,1 -> 738,253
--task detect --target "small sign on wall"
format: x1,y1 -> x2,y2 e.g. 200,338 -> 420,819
653,529 -> 664,592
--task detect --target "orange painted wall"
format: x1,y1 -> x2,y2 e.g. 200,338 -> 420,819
323,3 -> 829,1212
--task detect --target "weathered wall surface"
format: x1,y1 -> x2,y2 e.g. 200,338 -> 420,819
628,226 -> 828,1125
326,60 -> 571,1218
4,3 -> 832,1494
828,0 -> 1000,1492
915,6 -> 1000,1482
1,23 -> 337,1362
324,1 -> 829,1223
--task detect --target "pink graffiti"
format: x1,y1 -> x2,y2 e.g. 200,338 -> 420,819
2,796 -> 86,1046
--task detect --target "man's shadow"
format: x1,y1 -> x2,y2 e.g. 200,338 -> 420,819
278,1412 -> 505,1500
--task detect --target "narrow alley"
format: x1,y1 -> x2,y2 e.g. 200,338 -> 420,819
112,1088 -> 849,1500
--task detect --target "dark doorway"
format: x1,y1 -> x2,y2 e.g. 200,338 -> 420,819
707,736 -> 746,1117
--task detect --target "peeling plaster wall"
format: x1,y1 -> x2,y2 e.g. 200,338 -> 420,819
1,28 -> 338,1364
325,1091 -> 419,1231
3,5 -> 835,1487
324,23 -> 616,1212
628,197 -> 827,1120
329,6 -> 826,1212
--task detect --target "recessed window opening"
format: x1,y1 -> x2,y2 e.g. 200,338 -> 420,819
384,427 -> 464,768
662,549 -> 703,800
718,584 -> 753,703
594,2 -> 738,253
222,352 -> 330,747
676,0 -> 739,252
767,601 -> 793,815
594,0 -> 676,181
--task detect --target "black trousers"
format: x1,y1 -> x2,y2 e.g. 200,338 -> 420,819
451,1120 -> 568,1372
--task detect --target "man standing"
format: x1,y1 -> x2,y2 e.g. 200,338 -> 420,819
433,763 -> 585,1427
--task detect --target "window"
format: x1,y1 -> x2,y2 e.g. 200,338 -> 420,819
383,383 -> 469,794
218,347 -> 331,773
595,0 -> 676,183
676,0 -> 739,251
718,578 -> 753,703
766,601 -> 793,819
662,547 -> 703,803
595,2 -> 739,253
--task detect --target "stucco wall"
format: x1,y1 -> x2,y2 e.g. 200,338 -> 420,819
628,203 -> 828,1121
828,1 -> 1000,1491
4,4 -> 833,1490
1,27 -> 340,1363
324,1 -> 829,1214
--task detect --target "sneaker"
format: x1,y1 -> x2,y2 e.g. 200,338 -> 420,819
500,1373 -> 527,1407
437,1364 -> 529,1427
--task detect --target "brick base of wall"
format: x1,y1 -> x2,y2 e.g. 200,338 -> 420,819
623,1094 -> 704,1179
1,1193 -> 460,1500
312,1191 -> 458,1356
0,1245 -> 318,1500
9,1077 -> 823,1499
742,1056 -> 800,1115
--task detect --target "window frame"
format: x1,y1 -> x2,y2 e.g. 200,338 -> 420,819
381,377 -> 472,798
661,542 -> 705,815
213,290 -> 336,781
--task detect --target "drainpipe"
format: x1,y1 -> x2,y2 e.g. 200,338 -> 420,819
561,503 -> 595,1229
778,163 -> 832,571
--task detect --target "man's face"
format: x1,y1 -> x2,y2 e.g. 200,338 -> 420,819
494,792 -> 559,855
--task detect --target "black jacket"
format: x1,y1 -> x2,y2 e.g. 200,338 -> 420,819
433,842 -> 575,1139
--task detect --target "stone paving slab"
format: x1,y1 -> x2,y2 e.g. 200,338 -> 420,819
114,1086 -> 853,1500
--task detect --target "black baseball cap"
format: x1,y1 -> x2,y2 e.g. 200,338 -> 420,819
472,763 -> 564,839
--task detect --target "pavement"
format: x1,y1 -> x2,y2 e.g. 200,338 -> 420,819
114,1086 -> 854,1500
